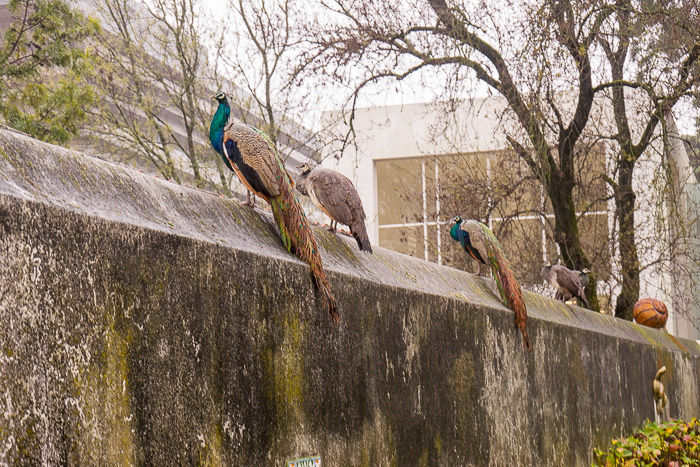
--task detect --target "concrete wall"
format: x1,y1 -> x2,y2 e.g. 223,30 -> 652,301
0,128 -> 699,466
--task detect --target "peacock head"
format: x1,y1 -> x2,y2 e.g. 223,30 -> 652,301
449,215 -> 463,242
581,268 -> 591,274
212,90 -> 227,103
295,163 -> 312,175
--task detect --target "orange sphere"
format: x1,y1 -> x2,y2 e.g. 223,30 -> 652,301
633,298 -> 668,329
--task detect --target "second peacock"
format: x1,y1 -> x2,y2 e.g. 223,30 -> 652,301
209,91 -> 338,323
450,216 -> 531,350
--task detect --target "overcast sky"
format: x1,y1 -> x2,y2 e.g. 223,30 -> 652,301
119,0 -> 698,135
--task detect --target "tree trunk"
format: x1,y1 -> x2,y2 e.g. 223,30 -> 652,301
214,156 -> 232,197
614,156 -> 639,320
183,83 -> 204,188
155,124 -> 180,184
548,172 -> 600,311
603,23 -> 641,320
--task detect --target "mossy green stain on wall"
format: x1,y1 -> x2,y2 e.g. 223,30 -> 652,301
196,422 -> 224,467
73,314 -> 136,466
449,349 -> 477,458
354,412 -> 399,467
569,340 -> 589,391
256,293 -> 310,457
667,333 -> 691,354
434,434 -> 443,460
313,227 -> 360,265
634,323 -> 665,347
275,313 -> 307,441
418,446 -> 429,467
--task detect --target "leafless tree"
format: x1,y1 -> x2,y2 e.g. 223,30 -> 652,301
84,0 -> 232,193
296,0 -> 700,319
297,0 -> 617,310
195,0 -> 344,204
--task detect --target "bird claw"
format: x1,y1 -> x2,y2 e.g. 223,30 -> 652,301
241,191 -> 255,207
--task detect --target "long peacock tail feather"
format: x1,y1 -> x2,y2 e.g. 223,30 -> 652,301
481,226 -> 531,350
269,180 -> 338,323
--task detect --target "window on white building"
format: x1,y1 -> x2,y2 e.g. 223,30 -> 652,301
375,148 -> 611,287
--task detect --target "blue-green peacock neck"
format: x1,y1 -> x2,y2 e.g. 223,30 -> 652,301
450,218 -> 462,241
209,98 -> 230,155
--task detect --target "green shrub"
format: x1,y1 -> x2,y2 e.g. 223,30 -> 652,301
593,418 -> 700,466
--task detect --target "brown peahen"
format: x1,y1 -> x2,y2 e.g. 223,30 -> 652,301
450,216 -> 531,350
295,163 -> 372,253
209,91 -> 338,323
541,262 -> 590,308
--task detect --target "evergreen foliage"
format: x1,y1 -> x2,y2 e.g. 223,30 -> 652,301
0,0 -> 99,144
